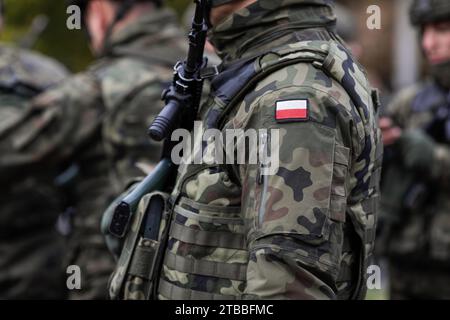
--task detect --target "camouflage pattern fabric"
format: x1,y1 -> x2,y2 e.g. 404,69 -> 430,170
0,8 -> 186,300
112,0 -> 382,300
0,44 -> 69,299
381,82 -> 450,300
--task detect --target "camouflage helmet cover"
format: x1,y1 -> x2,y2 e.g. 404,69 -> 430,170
410,0 -> 450,26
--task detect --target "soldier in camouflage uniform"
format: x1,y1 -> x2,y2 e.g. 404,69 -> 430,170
108,0 -> 382,300
379,0 -> 450,300
0,0 -> 70,299
0,0 -> 186,299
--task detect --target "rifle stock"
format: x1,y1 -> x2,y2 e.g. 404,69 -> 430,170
108,158 -> 175,238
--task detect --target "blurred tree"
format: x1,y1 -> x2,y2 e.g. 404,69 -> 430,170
1,0 -> 92,71
1,0 -> 191,72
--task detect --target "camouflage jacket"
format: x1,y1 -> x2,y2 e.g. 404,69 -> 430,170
114,0 -> 382,301
382,82 -> 450,265
0,8 -> 186,299
0,44 -> 69,299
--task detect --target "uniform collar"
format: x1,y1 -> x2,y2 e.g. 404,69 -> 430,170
208,0 -> 336,63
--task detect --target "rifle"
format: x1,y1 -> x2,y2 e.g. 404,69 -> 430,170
103,1 -> 211,299
106,0 -> 209,241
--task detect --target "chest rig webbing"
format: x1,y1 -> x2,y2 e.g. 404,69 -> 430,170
109,39 -> 378,300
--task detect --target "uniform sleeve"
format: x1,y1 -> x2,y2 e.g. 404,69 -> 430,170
0,73 -> 103,181
236,85 -> 358,300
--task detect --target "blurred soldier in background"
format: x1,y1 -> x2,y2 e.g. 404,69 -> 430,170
380,0 -> 450,300
0,0 -> 186,299
0,0 -> 70,299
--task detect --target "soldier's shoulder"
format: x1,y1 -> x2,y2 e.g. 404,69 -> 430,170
0,44 -> 69,93
91,56 -> 171,110
239,41 -> 373,154
258,40 -> 371,117
253,60 -> 359,126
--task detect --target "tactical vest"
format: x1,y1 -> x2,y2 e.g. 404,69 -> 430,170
109,40 -> 380,300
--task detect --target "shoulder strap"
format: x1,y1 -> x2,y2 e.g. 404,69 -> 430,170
214,41 -> 330,130
213,40 -> 372,130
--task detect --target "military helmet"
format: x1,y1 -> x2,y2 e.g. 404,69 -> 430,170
410,0 -> 450,26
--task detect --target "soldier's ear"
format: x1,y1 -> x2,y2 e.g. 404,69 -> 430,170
85,0 -> 114,53
86,0 -> 116,33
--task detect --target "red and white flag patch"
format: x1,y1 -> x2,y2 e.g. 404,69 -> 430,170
275,99 -> 309,122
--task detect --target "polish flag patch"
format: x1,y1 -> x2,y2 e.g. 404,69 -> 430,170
275,99 -> 309,122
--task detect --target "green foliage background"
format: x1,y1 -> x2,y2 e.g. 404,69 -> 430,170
0,0 -> 190,72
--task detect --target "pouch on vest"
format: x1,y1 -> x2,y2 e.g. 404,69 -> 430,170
108,191 -> 170,300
